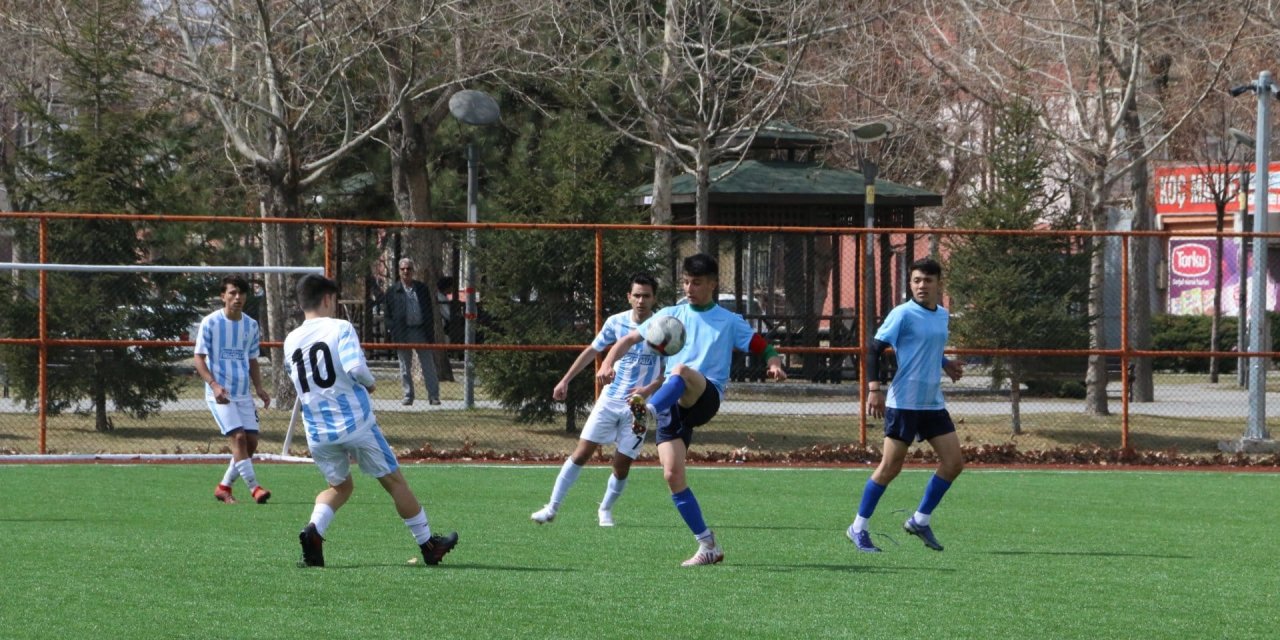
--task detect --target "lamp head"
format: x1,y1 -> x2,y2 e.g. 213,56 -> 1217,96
1229,127 -> 1256,148
449,90 -> 501,126
851,121 -> 894,143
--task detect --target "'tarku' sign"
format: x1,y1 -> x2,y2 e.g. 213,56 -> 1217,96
1169,243 -> 1212,278
1167,238 -> 1280,316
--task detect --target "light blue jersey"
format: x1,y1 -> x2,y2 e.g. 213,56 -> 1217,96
283,317 -> 376,446
194,309 -> 261,400
876,300 -> 950,410
642,303 -> 754,398
592,311 -> 664,401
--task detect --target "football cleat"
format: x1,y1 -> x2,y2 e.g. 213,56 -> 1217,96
903,518 -> 944,551
681,532 -> 724,567
214,484 -> 236,504
847,525 -> 882,553
530,505 -> 556,524
628,394 -> 656,435
252,486 -> 271,504
682,545 -> 725,567
420,532 -> 459,565
298,523 -> 325,568
598,509 -> 614,527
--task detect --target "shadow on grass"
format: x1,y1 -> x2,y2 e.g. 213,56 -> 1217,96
317,563 -> 573,573
745,563 -> 957,574
987,550 -> 1193,560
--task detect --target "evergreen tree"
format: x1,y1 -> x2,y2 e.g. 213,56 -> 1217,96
946,101 -> 1090,434
474,106 -> 656,431
0,1 -> 212,432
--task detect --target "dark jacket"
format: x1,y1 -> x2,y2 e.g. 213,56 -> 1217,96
383,280 -> 435,342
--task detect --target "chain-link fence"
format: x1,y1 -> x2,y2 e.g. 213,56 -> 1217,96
1,213 -> 1276,460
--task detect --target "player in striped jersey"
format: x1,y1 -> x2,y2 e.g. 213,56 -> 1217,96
531,273 -> 664,527
848,258 -> 965,553
194,276 -> 272,505
286,274 -> 457,568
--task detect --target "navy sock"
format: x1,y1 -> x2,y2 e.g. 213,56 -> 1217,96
917,474 -> 953,515
649,376 -> 686,414
671,487 -> 708,536
857,478 -> 887,519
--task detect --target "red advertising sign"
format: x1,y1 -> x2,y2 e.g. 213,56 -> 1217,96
1169,242 -> 1212,278
1154,163 -> 1280,215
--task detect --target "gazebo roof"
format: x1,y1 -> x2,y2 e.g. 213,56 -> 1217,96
631,159 -> 943,208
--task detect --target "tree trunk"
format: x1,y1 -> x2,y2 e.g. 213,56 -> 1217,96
650,150 -> 676,295
260,179 -> 304,407
94,351 -> 111,432
1009,368 -> 1022,436
1211,205 -> 1226,383
695,139 -> 712,255
387,87 -> 452,381
1122,87 -> 1154,403
1084,170 -> 1110,416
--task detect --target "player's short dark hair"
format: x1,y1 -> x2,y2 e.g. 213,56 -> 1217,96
909,258 -> 943,277
221,275 -> 250,295
682,253 -> 719,279
630,272 -> 658,293
296,274 -> 339,311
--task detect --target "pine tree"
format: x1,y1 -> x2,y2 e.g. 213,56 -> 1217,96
474,107 -> 656,431
0,1 -> 212,432
946,101 -> 1090,434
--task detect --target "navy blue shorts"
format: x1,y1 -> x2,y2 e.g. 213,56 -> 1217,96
656,385 -> 721,447
883,408 -> 956,443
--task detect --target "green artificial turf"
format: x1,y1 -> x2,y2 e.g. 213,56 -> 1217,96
0,464 -> 1275,639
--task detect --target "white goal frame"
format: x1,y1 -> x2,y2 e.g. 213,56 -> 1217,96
0,262 -> 323,463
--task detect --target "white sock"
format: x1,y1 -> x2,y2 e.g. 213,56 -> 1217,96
220,459 -> 239,487
600,474 -> 627,511
233,459 -> 258,490
310,503 -> 335,536
549,459 -> 583,507
404,508 -> 432,545
912,511 -> 931,526
695,529 -> 714,546
852,515 -> 870,533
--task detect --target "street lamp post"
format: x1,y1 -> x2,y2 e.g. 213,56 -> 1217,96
1229,127 -> 1254,389
1228,72 -> 1276,447
852,121 -> 893,398
449,89 -> 500,410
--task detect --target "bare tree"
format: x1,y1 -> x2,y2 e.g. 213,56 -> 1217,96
559,0 -> 840,254
908,0 -> 1247,415
148,0 -> 445,400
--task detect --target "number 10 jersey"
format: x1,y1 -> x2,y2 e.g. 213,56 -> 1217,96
283,317 -> 376,446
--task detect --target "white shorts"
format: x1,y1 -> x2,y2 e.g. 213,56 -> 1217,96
580,397 -> 648,459
207,397 -> 260,435
308,424 -> 400,486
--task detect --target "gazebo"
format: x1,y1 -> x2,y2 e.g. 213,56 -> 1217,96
631,123 -> 943,381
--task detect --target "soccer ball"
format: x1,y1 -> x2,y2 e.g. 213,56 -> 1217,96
644,315 -> 685,356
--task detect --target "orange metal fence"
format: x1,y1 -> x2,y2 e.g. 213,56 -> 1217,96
1,211 -> 1277,460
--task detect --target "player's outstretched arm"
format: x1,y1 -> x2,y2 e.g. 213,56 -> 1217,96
746,333 -> 787,381
554,345 -> 601,401
597,330 -> 643,384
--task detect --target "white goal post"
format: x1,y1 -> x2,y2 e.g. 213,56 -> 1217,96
0,262 -> 323,463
